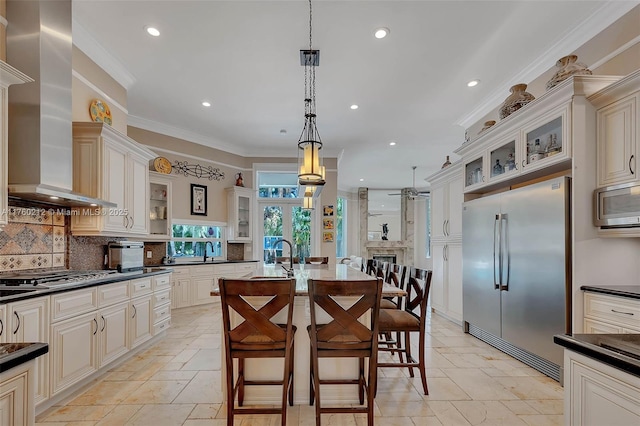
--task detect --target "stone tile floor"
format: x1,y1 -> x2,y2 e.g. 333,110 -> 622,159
36,302 -> 564,425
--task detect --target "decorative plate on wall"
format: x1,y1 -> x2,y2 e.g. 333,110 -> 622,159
152,157 -> 173,174
89,99 -> 112,125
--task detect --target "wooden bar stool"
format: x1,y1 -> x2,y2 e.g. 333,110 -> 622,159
307,278 -> 383,426
378,264 -> 407,354
305,256 -> 329,264
219,277 -> 297,426
377,268 -> 432,395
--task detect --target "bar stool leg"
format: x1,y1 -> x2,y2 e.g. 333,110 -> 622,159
418,329 -> 428,395
226,359 -> 234,426
289,340 -> 295,406
358,358 -> 365,404
309,352 -> 315,405
237,358 -> 245,406
405,332 -> 415,377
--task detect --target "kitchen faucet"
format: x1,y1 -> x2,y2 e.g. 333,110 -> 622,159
274,238 -> 294,277
204,241 -> 215,262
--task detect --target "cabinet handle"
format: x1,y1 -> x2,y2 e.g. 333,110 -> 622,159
611,309 -> 634,316
132,304 -> 137,318
13,311 -> 19,334
443,221 -> 446,236
522,160 -> 526,168
630,155 -> 635,175
93,318 -> 98,335
446,219 -> 450,236
482,175 -> 485,182
0,318 -> 3,336
101,316 -> 106,332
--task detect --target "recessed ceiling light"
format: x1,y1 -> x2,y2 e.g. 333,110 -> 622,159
359,178 -> 364,182
374,27 -> 390,39
350,104 -> 358,110
202,101 -> 211,107
467,79 -> 480,87
145,26 -> 160,37
389,141 -> 396,146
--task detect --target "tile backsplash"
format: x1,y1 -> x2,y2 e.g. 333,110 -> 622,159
0,206 -> 66,271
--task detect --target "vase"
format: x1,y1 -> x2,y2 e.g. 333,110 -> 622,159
499,84 -> 535,119
479,120 -> 496,134
546,54 -> 592,91
441,155 -> 451,169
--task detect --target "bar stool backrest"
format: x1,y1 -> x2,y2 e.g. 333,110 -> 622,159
275,256 -> 299,264
404,268 -> 433,323
305,256 -> 329,264
386,264 -> 407,309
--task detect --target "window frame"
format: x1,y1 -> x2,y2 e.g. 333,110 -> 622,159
168,220 -> 227,262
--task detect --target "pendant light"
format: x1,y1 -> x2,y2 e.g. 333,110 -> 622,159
297,0 -> 325,198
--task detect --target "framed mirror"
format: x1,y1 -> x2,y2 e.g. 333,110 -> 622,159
367,189 -> 401,241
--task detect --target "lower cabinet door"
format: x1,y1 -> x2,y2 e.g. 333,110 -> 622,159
99,302 -> 129,367
0,362 -> 31,426
130,295 -> 152,349
50,312 -> 98,396
191,276 -> 215,306
430,242 -> 446,312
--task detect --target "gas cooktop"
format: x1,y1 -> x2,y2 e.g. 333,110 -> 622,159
0,270 -> 120,288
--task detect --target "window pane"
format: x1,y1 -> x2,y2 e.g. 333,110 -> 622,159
263,206 -> 283,262
292,207 -> 311,259
336,197 -> 345,257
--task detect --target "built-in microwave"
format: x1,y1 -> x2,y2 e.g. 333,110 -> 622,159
594,182 -> 640,227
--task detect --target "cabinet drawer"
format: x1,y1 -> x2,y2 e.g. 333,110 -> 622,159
584,318 -> 623,334
191,265 -> 214,277
130,277 -> 153,297
153,317 -> 171,335
171,267 -> 191,278
51,287 -> 98,322
153,304 -> 171,324
584,292 -> 640,330
153,274 -> 171,290
153,289 -> 171,308
98,281 -> 130,307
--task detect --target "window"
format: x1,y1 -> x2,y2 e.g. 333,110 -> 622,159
336,197 -> 346,257
425,197 -> 431,258
168,223 -> 225,260
257,171 -> 299,198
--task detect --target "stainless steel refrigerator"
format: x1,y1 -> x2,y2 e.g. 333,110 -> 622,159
462,176 -> 571,381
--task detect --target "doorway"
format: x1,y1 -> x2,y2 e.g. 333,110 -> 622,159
259,199 -> 314,264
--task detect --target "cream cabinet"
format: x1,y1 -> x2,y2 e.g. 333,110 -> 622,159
583,292 -> 640,333
0,305 -> 5,342
564,349 -> 640,426
71,122 -> 156,236
591,70 -> 640,188
226,186 -> 255,242
50,311 -> 98,395
0,61 -> 32,227
7,297 -> 49,406
148,172 -> 175,240
169,263 -> 258,309
152,274 -> 171,334
456,76 -> 620,194
98,302 -> 129,366
427,162 -> 463,323
191,265 -> 216,306
129,295 -> 152,349
0,360 -> 34,426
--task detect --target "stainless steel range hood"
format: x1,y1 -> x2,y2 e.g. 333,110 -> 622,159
6,0 -> 115,208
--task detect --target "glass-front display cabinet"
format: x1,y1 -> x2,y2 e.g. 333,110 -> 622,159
522,107 -> 569,172
464,156 -> 485,189
488,134 -> 518,183
148,172 -> 173,239
226,186 -> 254,242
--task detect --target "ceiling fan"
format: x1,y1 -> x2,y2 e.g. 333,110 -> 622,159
388,166 -> 430,198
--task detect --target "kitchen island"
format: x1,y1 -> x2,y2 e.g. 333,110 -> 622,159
211,264 -> 404,405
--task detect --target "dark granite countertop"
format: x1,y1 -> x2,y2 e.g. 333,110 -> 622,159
160,260 -> 259,267
0,268 -> 173,305
581,285 -> 640,300
0,343 -> 48,373
554,334 -> 640,377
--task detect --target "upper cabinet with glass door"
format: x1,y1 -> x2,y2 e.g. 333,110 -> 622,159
455,75 -> 621,193
226,186 -> 255,242
147,172 -> 175,240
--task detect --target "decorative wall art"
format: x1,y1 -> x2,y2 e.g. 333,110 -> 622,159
89,99 -> 112,125
322,232 -> 334,243
190,184 -> 207,216
323,205 -> 334,216
173,160 -> 225,181
322,218 -> 334,230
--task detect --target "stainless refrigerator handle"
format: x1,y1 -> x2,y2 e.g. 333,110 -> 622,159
493,214 -> 500,289
500,214 -> 510,291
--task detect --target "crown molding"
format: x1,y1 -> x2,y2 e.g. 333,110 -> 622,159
455,1 -> 639,129
72,70 -> 128,114
72,18 -> 136,90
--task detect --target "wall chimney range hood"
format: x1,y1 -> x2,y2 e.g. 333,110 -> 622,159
6,0 -> 115,208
